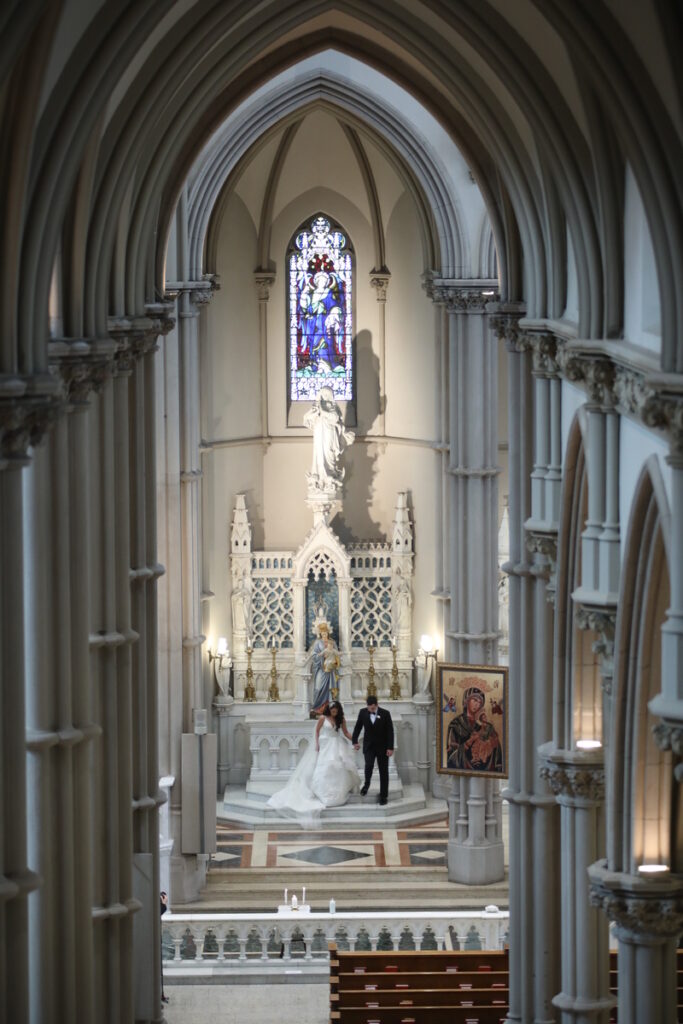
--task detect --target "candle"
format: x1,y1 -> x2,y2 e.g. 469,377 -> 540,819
302,886 -> 306,904
284,888 -> 287,905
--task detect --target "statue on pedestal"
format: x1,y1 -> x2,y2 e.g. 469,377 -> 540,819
303,386 -> 354,493
307,620 -> 341,713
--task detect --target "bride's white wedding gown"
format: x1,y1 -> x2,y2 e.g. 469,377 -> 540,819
267,718 -> 360,818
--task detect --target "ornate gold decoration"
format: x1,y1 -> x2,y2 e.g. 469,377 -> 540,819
243,644 -> 256,701
267,643 -> 280,702
366,642 -> 377,699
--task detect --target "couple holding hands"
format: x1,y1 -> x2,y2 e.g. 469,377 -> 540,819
267,697 -> 394,819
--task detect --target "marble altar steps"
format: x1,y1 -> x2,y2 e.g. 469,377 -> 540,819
329,947 -> 510,1023
220,783 -> 446,829
187,869 -> 510,914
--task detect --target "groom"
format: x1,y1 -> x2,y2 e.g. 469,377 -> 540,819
352,697 -> 394,806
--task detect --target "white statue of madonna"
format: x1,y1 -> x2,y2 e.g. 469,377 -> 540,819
303,386 -> 354,491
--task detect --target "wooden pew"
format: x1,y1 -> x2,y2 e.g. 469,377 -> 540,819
329,944 -> 509,1024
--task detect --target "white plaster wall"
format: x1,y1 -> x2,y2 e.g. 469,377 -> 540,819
618,416 -> 672,557
561,379 -> 586,465
385,192 -> 437,440
202,195 -> 261,441
562,230 -> 579,326
623,164 -> 662,356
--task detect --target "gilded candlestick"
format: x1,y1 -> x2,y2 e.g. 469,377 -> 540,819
267,642 -> 280,702
243,643 -> 256,701
367,641 -> 377,699
389,639 -> 401,699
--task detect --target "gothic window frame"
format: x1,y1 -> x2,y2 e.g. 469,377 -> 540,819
286,213 -> 356,427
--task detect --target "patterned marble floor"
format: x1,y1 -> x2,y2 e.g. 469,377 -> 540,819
210,819 -> 449,871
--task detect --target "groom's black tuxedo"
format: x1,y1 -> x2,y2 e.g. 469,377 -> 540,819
352,706 -> 394,803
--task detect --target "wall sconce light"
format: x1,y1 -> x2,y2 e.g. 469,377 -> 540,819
208,637 -> 232,699
418,634 -> 438,663
414,635 -> 438,701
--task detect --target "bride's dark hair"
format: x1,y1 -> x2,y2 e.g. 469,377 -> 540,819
324,700 -> 344,730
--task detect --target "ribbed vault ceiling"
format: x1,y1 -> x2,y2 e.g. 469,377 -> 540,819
2,0 -> 681,377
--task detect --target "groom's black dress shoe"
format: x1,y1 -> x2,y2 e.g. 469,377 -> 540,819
360,785 -> 369,796
378,797 -> 387,805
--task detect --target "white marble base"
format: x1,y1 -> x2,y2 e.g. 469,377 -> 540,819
219,783 -> 446,829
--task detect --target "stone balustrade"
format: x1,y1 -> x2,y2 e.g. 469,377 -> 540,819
162,909 -> 509,976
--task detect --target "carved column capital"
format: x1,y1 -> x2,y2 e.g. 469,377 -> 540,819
0,375 -> 64,463
538,743 -> 605,804
49,338 -> 114,406
254,270 -> 276,301
369,269 -> 391,302
430,280 -> 499,314
588,860 -> 683,943
652,722 -> 683,782
521,331 -> 560,377
584,357 -> 616,408
189,285 -> 213,307
575,604 -> 617,695
488,305 -> 528,353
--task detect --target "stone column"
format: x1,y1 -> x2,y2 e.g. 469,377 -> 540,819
566,356 -> 619,610
540,746 -> 613,1024
435,283 -> 502,884
24,345 -> 110,1024
370,270 -> 391,435
0,386 -> 58,1024
254,271 -> 275,437
179,284 -> 210,719
490,308 -> 560,1024
589,861 -> 683,1024
651,420 -> 683,721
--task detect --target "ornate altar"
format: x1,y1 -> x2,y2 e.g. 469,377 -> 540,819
229,491 -> 415,705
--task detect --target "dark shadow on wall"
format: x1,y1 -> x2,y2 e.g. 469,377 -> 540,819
354,329 -> 382,432
333,330 -> 384,545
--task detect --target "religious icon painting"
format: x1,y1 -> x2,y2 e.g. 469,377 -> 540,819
288,214 -> 354,403
436,663 -> 508,779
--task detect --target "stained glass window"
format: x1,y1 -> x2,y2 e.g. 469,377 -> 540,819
288,215 -> 353,402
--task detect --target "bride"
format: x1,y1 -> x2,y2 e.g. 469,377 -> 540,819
267,700 -> 360,819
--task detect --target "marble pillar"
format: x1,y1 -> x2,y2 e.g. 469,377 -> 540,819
589,861 -> 683,1024
436,284 -> 503,884
540,746 -> 612,1024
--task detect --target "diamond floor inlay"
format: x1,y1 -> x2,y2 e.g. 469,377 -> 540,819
280,845 -> 373,866
208,818 -> 453,872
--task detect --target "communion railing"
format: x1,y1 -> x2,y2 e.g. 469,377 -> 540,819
162,908 -> 509,976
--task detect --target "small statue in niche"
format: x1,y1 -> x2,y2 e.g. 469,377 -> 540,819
231,573 -> 251,635
303,386 -> 355,492
393,568 -> 412,632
